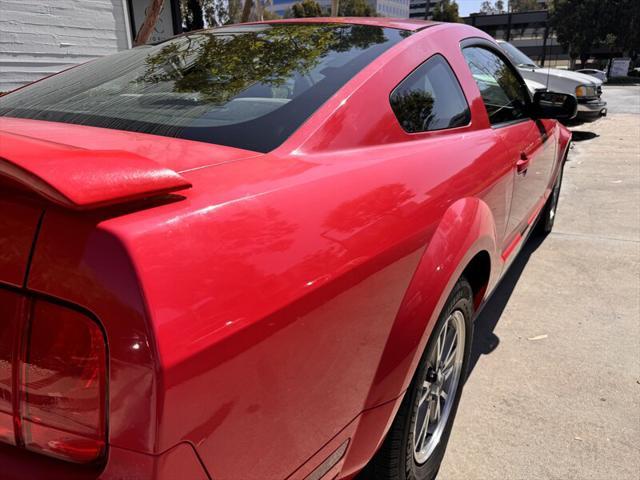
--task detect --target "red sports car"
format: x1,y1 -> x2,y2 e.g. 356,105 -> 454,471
0,18 -> 574,480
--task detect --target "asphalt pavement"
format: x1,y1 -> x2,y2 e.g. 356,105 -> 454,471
439,85 -> 640,480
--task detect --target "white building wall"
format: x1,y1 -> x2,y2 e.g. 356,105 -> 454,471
0,0 -> 131,91
375,0 -> 410,17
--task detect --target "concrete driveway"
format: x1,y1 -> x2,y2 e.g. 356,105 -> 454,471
439,86 -> 640,479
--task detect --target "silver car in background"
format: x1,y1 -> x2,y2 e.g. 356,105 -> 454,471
576,69 -> 608,83
498,40 -> 607,122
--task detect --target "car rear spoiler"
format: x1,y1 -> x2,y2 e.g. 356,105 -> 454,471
0,131 -> 191,210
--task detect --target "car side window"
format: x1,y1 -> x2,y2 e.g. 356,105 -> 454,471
462,46 -> 529,126
390,54 -> 470,133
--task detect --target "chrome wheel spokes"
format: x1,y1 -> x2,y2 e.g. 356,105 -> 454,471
413,310 -> 466,464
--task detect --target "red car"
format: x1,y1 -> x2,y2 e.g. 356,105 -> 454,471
0,18 -> 574,480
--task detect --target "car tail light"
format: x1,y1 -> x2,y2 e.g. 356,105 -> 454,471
0,292 -> 107,464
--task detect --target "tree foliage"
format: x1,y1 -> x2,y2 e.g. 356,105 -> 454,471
431,0 -> 460,22
479,1 -> 504,14
180,0 -> 280,28
136,25 -> 386,104
551,0 -> 640,65
291,0 -> 323,17
479,0 -> 539,14
181,0 -> 205,29
338,0 -> 375,16
509,0 -> 540,12
389,91 -> 434,133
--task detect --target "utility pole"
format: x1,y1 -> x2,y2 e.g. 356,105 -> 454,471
506,1 -> 512,41
541,11 -> 549,66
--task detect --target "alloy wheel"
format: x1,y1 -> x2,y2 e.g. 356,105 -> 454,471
412,310 -> 466,464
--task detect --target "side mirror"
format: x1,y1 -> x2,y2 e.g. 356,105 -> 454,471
531,90 -> 578,120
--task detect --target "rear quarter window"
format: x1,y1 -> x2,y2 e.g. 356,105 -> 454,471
390,54 -> 470,133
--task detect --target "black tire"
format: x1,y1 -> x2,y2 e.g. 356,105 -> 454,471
538,162 -> 565,235
363,277 -> 474,480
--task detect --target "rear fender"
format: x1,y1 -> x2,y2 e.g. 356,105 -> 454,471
339,198 -> 500,475
364,197 -> 500,409
558,123 -> 572,162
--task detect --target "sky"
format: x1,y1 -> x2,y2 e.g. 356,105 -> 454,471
457,0 -> 487,17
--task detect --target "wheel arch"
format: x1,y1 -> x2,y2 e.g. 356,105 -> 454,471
461,250 -> 492,310
365,197 -> 500,407
340,197 -> 501,476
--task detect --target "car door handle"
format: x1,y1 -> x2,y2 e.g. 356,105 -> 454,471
516,152 -> 530,175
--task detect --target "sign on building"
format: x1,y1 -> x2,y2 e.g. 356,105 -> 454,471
609,58 -> 631,78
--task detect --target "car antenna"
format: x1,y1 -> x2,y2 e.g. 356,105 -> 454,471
545,21 -> 551,92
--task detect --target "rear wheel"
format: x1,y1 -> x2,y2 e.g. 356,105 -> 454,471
539,163 -> 565,235
364,278 -> 473,480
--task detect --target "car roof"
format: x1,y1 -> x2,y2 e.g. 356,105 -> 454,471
242,16 -> 439,32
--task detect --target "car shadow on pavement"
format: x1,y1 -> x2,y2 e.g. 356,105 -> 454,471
570,131 -> 599,142
467,232 -> 547,377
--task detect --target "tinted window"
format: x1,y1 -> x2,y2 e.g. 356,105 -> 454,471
0,24 -> 406,153
462,47 -> 529,125
498,41 -> 539,68
390,55 -> 470,133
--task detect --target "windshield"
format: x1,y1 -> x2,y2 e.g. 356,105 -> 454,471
0,24 -> 405,153
498,41 -> 539,69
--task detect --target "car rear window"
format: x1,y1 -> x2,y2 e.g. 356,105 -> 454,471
0,24 -> 406,153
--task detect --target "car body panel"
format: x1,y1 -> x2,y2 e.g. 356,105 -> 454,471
0,441 -> 209,480
497,118 -> 557,239
0,19 -> 571,479
576,69 -> 607,83
0,195 -> 42,287
523,66 -> 604,86
0,117 -> 262,174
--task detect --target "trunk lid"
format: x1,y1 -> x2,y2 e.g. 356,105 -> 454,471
0,117 -> 261,173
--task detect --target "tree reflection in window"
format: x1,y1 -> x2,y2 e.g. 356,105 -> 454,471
0,24 -> 404,152
390,54 -> 470,133
136,24 -> 388,105
463,47 -> 528,125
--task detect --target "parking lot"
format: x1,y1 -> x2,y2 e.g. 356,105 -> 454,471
440,86 -> 640,480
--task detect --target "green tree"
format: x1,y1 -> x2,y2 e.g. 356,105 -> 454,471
291,0 -> 323,17
432,0 -> 460,22
551,0 -> 639,68
509,0 -> 540,12
338,0 -> 374,16
479,1 -> 497,14
551,0 -> 593,67
262,8 -> 282,20
479,0 -> 507,14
